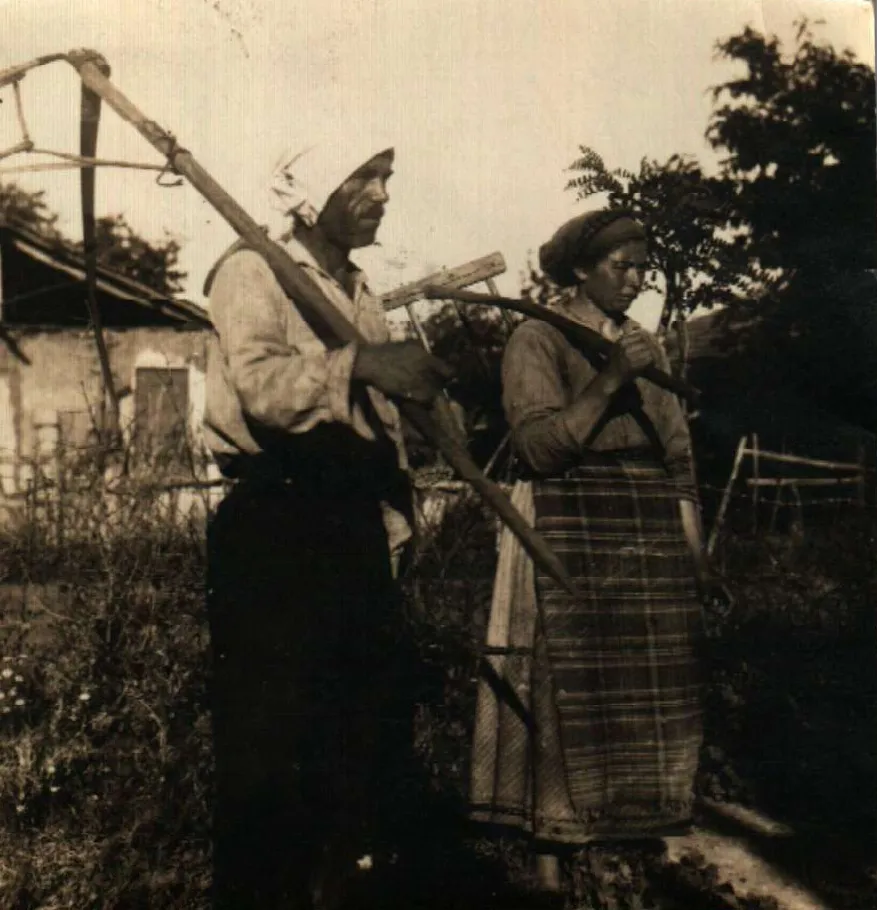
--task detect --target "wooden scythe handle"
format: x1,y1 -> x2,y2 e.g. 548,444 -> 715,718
63,48 -> 576,596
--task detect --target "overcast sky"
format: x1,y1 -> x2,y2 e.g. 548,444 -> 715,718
0,0 -> 873,329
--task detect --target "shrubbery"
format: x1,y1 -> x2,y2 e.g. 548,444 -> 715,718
0,466 -> 212,910
0,467 -> 875,908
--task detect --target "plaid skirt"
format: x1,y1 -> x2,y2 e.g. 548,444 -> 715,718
469,455 -> 704,844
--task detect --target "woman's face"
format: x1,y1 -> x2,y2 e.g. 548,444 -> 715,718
574,239 -> 648,317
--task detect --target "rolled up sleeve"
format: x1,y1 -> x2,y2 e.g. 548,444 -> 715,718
663,428 -> 699,502
210,250 -> 358,434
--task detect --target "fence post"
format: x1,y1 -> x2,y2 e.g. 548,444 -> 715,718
707,434 -> 748,557
751,433 -> 760,534
789,482 -> 804,541
34,412 -> 59,542
55,425 -> 65,549
769,438 -> 784,531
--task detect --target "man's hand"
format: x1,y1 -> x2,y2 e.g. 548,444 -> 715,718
605,328 -> 657,386
352,341 -> 455,404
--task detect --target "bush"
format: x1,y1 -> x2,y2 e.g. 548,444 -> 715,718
0,463 -> 212,910
701,514 -> 877,831
1,454 -> 875,908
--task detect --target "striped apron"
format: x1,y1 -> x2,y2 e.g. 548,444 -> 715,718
469,452 -> 703,844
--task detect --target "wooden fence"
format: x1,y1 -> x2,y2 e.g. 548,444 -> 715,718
706,434 -> 870,554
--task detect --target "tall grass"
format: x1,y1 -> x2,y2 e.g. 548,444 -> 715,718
0,447 -> 874,908
0,451 -> 212,910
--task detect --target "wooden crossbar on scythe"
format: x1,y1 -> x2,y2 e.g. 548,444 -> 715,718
382,251 -> 509,380
380,252 -> 508,439
0,48 -> 576,594
382,254 -> 517,473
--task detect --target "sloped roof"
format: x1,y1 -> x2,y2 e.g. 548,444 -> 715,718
0,220 -> 211,328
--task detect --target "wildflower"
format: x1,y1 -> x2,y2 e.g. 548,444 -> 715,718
15,804 -> 23,814
1,668 -> 12,680
1,706 -> 9,714
14,699 -> 24,707
78,692 -> 91,702
356,855 -> 373,871
0,692 -> 5,700
47,763 -> 56,775
49,785 -> 60,794
13,675 -> 22,683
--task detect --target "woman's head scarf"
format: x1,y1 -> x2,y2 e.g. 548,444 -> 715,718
539,209 -> 647,287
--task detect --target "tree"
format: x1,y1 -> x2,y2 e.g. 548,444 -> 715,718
706,22 -> 877,423
76,214 -> 186,296
0,181 -> 63,240
0,182 -> 187,296
707,21 -> 876,280
564,147 -> 751,334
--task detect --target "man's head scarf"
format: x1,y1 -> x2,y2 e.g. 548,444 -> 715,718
539,209 -> 647,287
203,128 -> 395,296
268,127 -> 395,230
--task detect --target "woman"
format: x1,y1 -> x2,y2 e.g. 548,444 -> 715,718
469,209 -> 706,891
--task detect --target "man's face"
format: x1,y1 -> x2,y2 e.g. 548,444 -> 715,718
318,150 -> 394,250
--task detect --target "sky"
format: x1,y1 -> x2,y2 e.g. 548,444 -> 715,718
0,0 -> 873,330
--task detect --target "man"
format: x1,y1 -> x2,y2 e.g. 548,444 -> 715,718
203,137 -> 452,910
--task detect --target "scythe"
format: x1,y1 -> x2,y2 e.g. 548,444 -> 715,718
41,48 -> 575,595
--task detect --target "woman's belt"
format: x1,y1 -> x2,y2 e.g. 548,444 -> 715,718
517,447 -> 664,480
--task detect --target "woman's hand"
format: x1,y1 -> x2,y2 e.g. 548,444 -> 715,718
559,327 -> 659,452
605,328 -> 657,386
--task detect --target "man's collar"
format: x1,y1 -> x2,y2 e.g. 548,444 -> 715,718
282,233 -> 368,297
202,230 -> 367,300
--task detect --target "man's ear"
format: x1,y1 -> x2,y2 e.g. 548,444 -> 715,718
572,266 -> 589,283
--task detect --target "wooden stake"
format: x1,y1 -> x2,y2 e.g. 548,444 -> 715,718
751,433 -> 760,533
789,482 -> 804,538
769,484 -> 783,532
485,276 -> 516,337
708,435 -> 747,557
403,302 -> 434,351
770,439 -> 786,531
746,477 -> 862,488
739,448 -> 861,472
483,430 -> 510,480
400,301 -> 467,438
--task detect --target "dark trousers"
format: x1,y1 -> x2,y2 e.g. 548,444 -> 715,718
206,481 -> 410,909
